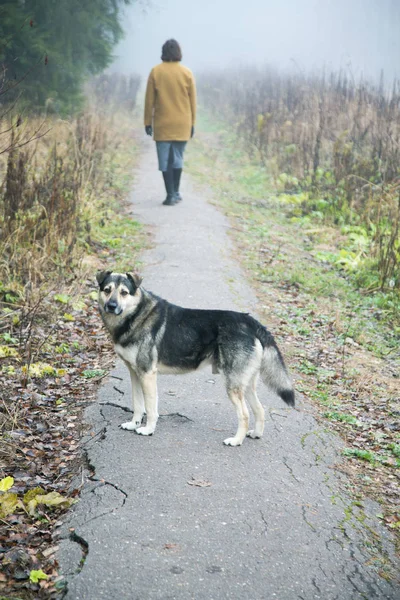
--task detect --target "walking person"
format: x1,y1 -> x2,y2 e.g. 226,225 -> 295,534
144,39 -> 196,206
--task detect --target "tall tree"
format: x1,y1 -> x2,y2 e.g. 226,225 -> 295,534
0,0 -> 135,114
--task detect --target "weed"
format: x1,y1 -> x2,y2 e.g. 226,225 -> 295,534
81,369 -> 107,379
323,411 -> 359,425
389,443 -> 400,458
298,360 -> 318,375
343,448 -> 377,464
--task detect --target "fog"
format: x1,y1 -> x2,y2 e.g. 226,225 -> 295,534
111,0 -> 400,83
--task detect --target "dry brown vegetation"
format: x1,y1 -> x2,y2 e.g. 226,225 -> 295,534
0,73 -> 140,287
199,67 -> 400,294
0,73 -> 143,598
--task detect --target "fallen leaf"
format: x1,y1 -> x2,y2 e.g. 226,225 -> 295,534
187,477 -> 212,488
42,545 -> 59,558
23,487 -> 45,505
27,491 -> 75,515
29,568 -> 49,583
0,476 -> 14,491
0,493 -> 19,518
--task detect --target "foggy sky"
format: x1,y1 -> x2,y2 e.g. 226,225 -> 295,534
111,0 -> 400,82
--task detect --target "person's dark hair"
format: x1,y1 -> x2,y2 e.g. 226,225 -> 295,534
161,39 -> 182,62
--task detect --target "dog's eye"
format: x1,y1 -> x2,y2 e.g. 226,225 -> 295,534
104,287 -> 111,294
120,290 -> 129,297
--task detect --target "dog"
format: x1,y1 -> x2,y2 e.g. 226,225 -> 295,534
96,271 -> 295,446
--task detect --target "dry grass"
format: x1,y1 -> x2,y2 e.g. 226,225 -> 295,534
0,74 -> 141,289
0,113 -> 103,285
199,67 -> 400,291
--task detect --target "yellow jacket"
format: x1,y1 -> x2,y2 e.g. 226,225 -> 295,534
144,62 -> 196,141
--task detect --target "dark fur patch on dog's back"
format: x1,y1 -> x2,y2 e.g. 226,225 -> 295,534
157,303 -> 220,370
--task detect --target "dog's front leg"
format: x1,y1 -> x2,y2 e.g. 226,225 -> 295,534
121,366 -> 145,431
135,371 -> 159,436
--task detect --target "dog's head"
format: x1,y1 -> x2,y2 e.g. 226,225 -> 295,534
96,271 -> 143,318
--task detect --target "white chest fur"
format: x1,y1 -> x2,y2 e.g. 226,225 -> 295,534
114,343 -> 139,366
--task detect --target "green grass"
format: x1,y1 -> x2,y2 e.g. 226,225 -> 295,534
81,369 -> 107,379
389,443 -> 400,458
298,360 -> 318,375
88,143 -> 147,272
343,448 -> 377,464
323,411 -> 359,425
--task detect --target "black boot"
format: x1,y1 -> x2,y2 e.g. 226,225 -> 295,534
173,168 -> 182,202
162,170 -> 177,206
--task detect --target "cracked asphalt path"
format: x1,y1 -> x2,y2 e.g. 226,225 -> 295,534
58,139 -> 400,599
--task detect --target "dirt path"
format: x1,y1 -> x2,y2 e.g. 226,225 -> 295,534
58,138 -> 399,599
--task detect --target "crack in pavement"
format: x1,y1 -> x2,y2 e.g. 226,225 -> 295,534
325,535 -> 344,552
282,455 -> 301,483
268,407 -> 286,429
159,412 -> 194,422
99,401 -> 132,413
64,444 -> 129,569
318,517 -> 397,598
99,401 -> 194,422
259,510 -> 268,536
81,425 -> 107,446
99,406 -> 111,429
82,448 -> 128,507
345,545 -> 390,598
69,531 -> 89,574
311,576 -> 322,596
301,504 -> 317,533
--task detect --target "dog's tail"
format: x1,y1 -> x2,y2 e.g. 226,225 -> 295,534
256,326 -> 295,406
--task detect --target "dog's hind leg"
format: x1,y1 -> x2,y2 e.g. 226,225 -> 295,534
121,367 -> 145,431
223,386 -> 249,446
135,371 -> 159,436
245,373 -> 265,439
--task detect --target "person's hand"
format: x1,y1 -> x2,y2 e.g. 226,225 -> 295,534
145,125 -> 153,136
191,126 -> 195,138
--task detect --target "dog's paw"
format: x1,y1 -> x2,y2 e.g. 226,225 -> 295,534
121,420 -> 140,431
135,425 -> 155,436
223,437 -> 242,447
246,430 -> 262,439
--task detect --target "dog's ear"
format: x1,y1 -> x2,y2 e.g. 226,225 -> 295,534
126,272 -> 143,289
96,270 -> 111,286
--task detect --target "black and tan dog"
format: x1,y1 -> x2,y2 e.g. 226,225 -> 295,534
96,271 -> 295,446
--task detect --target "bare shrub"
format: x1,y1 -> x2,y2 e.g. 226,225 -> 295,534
0,73 -> 140,286
198,67 -> 400,290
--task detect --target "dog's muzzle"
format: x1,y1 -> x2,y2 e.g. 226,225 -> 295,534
104,301 -> 122,315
